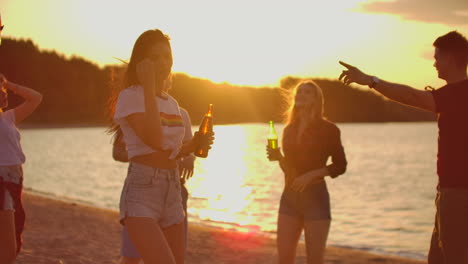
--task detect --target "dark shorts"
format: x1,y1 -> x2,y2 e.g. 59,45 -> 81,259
0,165 -> 25,255
0,165 -> 23,211
279,181 -> 331,221
428,188 -> 468,264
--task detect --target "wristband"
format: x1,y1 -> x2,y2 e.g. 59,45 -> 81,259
369,76 -> 380,89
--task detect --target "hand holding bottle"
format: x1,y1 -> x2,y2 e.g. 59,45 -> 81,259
194,104 -> 214,158
266,121 -> 282,161
266,145 -> 283,161
193,131 -> 214,154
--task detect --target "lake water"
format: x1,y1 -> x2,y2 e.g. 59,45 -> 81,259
20,122 -> 438,260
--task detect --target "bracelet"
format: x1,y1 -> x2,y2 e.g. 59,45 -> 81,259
369,76 -> 380,89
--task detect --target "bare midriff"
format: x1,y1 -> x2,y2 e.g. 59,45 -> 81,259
130,150 -> 177,169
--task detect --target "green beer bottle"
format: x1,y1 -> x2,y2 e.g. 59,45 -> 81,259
267,120 -> 278,149
194,104 -> 213,158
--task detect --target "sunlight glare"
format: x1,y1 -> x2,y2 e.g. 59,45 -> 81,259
189,126 -> 254,223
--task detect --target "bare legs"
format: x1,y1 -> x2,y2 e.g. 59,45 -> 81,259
277,213 -> 330,264
277,213 -> 303,264
304,220 -> 330,264
163,221 -> 186,264
125,217 -> 185,264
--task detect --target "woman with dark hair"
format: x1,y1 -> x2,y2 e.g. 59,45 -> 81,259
109,29 -> 211,264
267,80 -> 347,264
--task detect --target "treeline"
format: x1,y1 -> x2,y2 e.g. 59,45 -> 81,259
0,38 -> 435,125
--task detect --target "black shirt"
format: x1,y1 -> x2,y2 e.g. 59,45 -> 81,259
431,79 -> 468,189
282,119 -> 347,178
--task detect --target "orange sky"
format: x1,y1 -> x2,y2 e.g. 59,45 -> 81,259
1,0 -> 467,88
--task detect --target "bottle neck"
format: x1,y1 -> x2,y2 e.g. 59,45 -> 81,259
206,104 -> 213,117
268,122 -> 277,139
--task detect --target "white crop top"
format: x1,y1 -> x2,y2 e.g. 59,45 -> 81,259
113,85 -> 185,160
0,110 -> 26,166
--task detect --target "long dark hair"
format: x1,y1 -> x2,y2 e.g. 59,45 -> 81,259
107,29 -> 171,137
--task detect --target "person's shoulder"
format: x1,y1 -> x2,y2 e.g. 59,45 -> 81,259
283,123 -> 294,132
163,93 -> 178,104
455,79 -> 468,89
438,79 -> 468,91
179,107 -> 189,116
0,109 -> 15,123
321,119 -> 340,133
119,85 -> 142,97
320,118 -> 336,127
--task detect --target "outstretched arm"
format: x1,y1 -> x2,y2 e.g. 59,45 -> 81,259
338,61 -> 436,113
2,75 -> 43,124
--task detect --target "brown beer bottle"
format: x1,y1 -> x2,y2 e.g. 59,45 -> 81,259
194,104 -> 213,158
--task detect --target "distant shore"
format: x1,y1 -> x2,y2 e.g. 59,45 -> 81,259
17,192 -> 426,264
17,120 -> 438,130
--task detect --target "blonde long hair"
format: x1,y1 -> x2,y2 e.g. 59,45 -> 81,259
283,80 -> 324,127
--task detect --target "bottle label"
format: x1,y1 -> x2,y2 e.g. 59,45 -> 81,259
268,139 -> 278,149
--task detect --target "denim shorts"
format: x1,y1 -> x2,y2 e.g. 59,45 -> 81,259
279,180 -> 331,221
121,182 -> 189,258
119,162 -> 185,228
0,165 -> 23,211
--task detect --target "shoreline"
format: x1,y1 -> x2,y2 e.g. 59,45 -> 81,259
17,191 -> 426,264
22,188 -> 427,260
17,121 -> 439,130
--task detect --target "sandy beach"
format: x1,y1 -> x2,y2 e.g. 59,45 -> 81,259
15,192 -> 426,264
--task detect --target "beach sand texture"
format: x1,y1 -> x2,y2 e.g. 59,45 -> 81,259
16,192 -> 426,264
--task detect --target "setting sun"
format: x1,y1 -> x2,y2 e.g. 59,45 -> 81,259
1,1 -> 467,262
2,0 -> 464,88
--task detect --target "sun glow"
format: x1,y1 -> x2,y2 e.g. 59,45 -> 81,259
186,124 -> 285,233
189,126 -> 254,223
3,0 -> 465,87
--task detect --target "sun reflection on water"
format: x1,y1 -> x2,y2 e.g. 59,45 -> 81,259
20,123 -> 438,258
188,125 -> 257,224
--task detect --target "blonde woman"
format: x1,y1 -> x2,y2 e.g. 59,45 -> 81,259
267,80 -> 347,263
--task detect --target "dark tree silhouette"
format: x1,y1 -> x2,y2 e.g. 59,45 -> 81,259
0,38 -> 435,125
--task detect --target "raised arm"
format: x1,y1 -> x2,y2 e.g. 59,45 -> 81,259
126,59 -> 163,150
2,74 -> 42,124
338,61 -> 436,113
